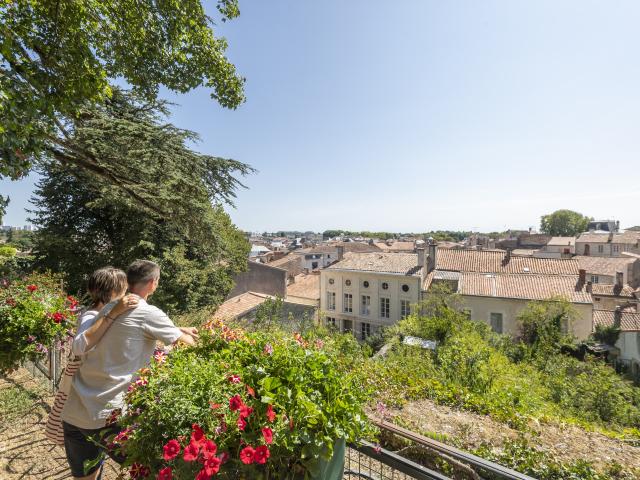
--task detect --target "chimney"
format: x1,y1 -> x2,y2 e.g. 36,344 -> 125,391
417,247 -> 426,268
579,269 -> 586,284
337,245 -> 344,261
427,240 -> 437,273
616,271 -> 624,288
586,281 -> 592,293
614,306 -> 622,329
615,220 -> 620,232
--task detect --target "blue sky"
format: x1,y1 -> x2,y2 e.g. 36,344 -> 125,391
2,0 -> 639,232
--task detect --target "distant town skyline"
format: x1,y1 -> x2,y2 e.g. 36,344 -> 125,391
2,1 -> 640,231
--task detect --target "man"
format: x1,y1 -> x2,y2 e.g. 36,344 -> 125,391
61,260 -> 198,480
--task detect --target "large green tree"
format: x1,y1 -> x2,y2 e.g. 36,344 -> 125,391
540,209 -> 591,237
29,92 -> 251,314
1,0 -> 244,185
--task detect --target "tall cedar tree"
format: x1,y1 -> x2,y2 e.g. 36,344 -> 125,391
30,92 -> 251,314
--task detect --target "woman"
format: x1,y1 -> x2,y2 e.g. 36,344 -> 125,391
45,267 -> 138,479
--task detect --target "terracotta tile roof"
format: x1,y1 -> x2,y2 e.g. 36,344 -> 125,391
327,252 -> 423,276
286,273 -> 320,300
576,255 -> 637,277
269,254 -> 302,269
547,237 -> 576,246
373,241 -> 416,252
297,242 -> 381,255
591,283 -> 637,298
435,249 -> 579,275
577,231 -> 640,244
593,310 -> 640,331
458,272 -> 592,303
213,292 -> 272,321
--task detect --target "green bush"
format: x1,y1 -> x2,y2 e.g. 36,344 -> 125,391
109,320 -> 375,479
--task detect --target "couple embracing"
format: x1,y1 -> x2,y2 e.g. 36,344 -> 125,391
46,260 -> 199,480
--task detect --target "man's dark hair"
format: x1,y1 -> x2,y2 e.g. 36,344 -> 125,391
127,260 -> 161,287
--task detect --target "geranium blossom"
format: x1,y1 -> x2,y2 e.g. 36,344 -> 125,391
239,446 -> 255,464
237,417 -> 247,431
228,374 -> 241,384
209,402 -> 222,410
156,466 -> 172,480
254,445 -> 270,465
261,427 -> 273,445
238,404 -> 253,419
246,385 -> 255,397
266,404 -> 276,423
162,439 -> 181,461
202,439 -> 217,459
26,284 -> 37,293
195,469 -> 211,480
229,394 -> 243,411
204,456 -> 222,476
263,343 -> 273,355
52,312 -> 64,323
183,442 -> 200,462
191,424 -> 206,446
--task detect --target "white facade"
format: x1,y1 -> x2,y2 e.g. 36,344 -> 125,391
320,270 -> 422,340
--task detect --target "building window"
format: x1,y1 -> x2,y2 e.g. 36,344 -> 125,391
382,282 -> 389,290
361,295 -> 371,315
598,245 -> 604,253
402,284 -> 409,292
326,317 -> 336,327
360,322 -> 371,340
380,297 -> 390,318
343,319 -> 353,334
343,293 -> 353,313
345,279 -> 351,286
490,313 -> 503,333
591,275 -> 599,284
328,278 -> 334,285
363,281 -> 370,288
326,292 -> 336,310
613,245 -> 619,253
400,300 -> 411,319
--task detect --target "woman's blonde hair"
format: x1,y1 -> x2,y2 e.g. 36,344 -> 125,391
87,267 -> 128,305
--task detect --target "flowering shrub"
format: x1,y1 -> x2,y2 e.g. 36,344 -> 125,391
0,273 -> 77,372
109,320 -> 374,479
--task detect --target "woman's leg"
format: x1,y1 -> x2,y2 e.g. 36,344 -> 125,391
62,421 -> 105,480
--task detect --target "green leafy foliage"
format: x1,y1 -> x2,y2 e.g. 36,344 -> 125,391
540,209 -> 591,236
593,324 -> 622,346
111,321 -> 374,479
0,273 -> 77,372
1,0 -> 244,179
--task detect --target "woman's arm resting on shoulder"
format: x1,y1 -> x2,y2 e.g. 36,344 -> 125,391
73,294 -> 140,354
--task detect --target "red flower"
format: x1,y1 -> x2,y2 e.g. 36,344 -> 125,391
238,404 -> 253,419
191,424 -> 206,446
129,463 -> 150,478
52,312 -> 64,323
239,446 -> 255,464
228,374 -> 241,384
209,402 -> 222,410
26,284 -> 37,293
229,394 -> 243,411
266,404 -> 276,423
183,441 -> 200,462
254,445 -> 270,465
5,298 -> 16,307
202,439 -> 217,459
195,469 -> 211,480
204,457 -> 222,476
237,417 -> 247,431
262,427 -> 273,445
246,385 -> 255,397
162,439 -> 181,461
156,467 -> 173,480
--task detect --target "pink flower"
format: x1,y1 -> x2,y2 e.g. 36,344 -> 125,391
315,339 -> 324,349
204,456 -> 222,476
238,404 -> 253,419
183,441 -> 200,462
237,417 -> 247,431
263,343 -> 273,355
191,424 -> 206,446
254,445 -> 270,465
261,427 -> 273,445
209,402 -> 222,410
214,421 -> 227,436
239,446 -> 255,464
26,284 -> 37,293
156,467 -> 172,480
162,439 -> 181,461
228,374 -> 241,384
246,385 -> 255,397
219,451 -> 230,464
153,350 -> 167,363
202,439 -> 217,459
229,394 -> 243,411
195,469 -> 211,480
266,404 -> 276,423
